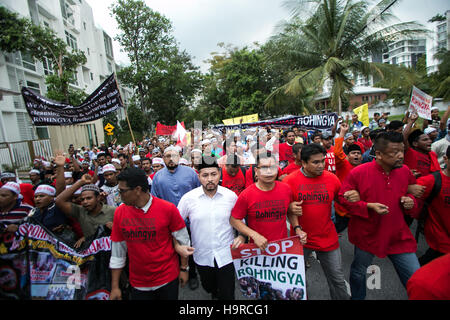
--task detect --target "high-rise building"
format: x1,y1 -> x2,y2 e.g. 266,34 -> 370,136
0,0 -> 130,153
427,10 -> 450,75
382,38 -> 427,69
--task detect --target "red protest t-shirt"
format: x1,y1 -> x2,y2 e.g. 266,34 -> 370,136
417,171 -> 450,253
221,167 -> 246,196
244,165 -> 283,188
404,148 -> 440,177
282,162 -> 301,176
407,253 -> 450,300
325,145 -> 336,174
279,142 -> 295,163
358,137 -> 372,152
231,181 -> 293,242
111,196 -> 186,288
283,170 -> 341,252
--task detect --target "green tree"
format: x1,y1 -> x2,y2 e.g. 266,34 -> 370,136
265,0 -> 427,114
111,0 -> 201,125
0,6 -> 87,104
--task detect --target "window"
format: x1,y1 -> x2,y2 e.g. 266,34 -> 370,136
107,61 -> 113,73
22,52 -> 36,71
36,127 -> 49,139
60,0 -> 75,25
65,30 -> 77,51
104,32 -> 113,57
69,72 -> 78,86
27,81 -> 41,94
90,72 -> 94,81
87,47 -> 90,55
83,21 -> 86,30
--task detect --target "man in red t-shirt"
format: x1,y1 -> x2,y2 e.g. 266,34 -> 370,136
221,155 -> 246,196
403,112 -> 440,178
109,167 -> 192,300
283,143 -> 350,300
415,146 -> 450,265
280,143 -> 303,179
230,153 -> 306,250
407,253 -> 450,300
321,132 -> 336,174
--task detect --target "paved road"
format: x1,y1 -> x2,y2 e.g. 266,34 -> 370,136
179,221 -> 427,300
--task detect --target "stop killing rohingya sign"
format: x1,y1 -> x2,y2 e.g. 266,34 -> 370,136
408,86 -> 433,120
22,73 -> 123,126
231,236 -> 306,300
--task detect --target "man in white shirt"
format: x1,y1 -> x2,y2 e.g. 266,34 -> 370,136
177,156 -> 243,300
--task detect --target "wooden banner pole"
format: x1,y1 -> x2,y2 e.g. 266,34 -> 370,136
113,74 -> 136,149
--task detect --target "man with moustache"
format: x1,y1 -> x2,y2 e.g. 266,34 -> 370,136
56,172 -> 115,248
283,144 -> 350,300
109,167 -> 192,300
178,156 -> 241,300
230,153 -> 307,250
338,131 -> 420,300
403,112 -> 440,178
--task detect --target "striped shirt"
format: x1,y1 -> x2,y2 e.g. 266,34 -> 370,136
0,200 -> 33,226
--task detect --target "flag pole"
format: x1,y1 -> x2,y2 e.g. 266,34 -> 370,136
113,74 -> 136,148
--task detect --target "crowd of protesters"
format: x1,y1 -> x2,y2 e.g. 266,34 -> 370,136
0,105 -> 449,300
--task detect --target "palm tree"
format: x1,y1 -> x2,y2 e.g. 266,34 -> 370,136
265,0 -> 428,114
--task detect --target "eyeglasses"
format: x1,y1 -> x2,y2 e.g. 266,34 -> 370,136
256,165 -> 277,172
118,188 -> 133,194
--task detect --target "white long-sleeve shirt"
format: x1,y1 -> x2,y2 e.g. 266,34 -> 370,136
177,186 -> 238,268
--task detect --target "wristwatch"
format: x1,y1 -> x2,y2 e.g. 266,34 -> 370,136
180,266 -> 190,272
294,225 -> 302,231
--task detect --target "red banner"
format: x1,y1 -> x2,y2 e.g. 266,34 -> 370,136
156,121 -> 185,136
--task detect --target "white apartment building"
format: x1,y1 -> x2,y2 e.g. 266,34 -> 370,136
427,10 -> 450,74
382,38 -> 427,69
0,0 -> 130,153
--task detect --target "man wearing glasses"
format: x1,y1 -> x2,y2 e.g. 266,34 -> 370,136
230,153 -> 307,250
109,167 -> 192,300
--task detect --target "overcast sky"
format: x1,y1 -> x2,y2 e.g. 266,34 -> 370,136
85,0 -> 449,73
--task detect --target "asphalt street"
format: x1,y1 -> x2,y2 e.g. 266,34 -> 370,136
179,221 -> 428,300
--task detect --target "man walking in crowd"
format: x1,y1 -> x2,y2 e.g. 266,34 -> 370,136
220,155 -> 247,196
109,167 -> 191,300
178,156 -> 241,300
100,164 -> 122,208
278,129 -> 296,168
403,112 -> 440,178
339,131 -> 420,300
332,123 -> 363,232
322,131 -> 336,174
230,153 -> 307,250
283,144 -> 350,300
56,168 -> 115,248
0,182 -> 33,234
150,157 -> 165,179
414,146 -> 450,266
280,143 -> 303,178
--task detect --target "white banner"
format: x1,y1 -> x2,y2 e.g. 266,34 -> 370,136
231,236 -> 306,300
408,86 -> 433,120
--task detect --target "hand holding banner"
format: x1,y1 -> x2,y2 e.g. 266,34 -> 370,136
409,86 -> 433,120
231,236 -> 306,300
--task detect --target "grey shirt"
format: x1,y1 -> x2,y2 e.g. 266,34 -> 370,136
69,203 -> 115,238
